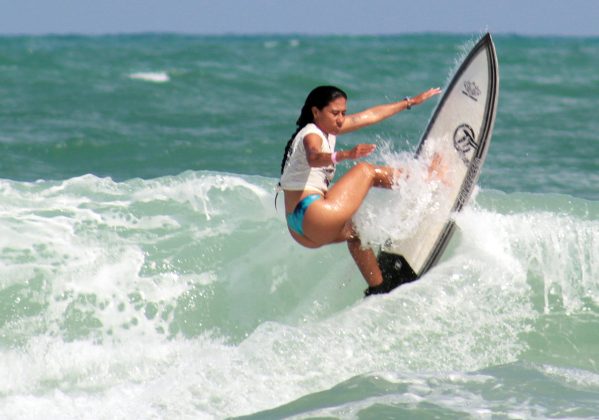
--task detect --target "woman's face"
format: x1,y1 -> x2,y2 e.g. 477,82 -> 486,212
312,96 -> 347,135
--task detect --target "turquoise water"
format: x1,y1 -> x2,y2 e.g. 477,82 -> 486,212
1,34 -> 598,419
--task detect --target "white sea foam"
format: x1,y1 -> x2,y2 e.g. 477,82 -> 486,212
542,364 -> 599,390
128,71 -> 170,83
1,173 -> 598,418
263,40 -> 278,49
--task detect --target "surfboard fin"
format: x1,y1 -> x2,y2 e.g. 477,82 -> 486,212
364,252 -> 419,297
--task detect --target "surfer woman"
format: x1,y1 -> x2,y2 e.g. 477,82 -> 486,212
278,85 -> 441,295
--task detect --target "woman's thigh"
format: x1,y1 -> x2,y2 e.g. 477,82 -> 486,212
302,163 -> 379,245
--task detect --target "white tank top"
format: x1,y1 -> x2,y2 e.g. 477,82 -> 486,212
279,123 -> 336,194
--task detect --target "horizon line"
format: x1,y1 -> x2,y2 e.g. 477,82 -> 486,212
1,30 -> 598,39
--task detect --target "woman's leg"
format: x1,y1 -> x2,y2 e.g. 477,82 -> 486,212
302,162 -> 398,245
301,162 -> 398,287
347,236 -> 382,287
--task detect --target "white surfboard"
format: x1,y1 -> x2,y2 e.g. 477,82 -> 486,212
378,33 -> 499,287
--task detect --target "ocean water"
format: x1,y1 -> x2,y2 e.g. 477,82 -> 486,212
0,33 -> 598,419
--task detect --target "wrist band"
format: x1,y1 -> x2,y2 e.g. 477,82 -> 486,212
331,151 -> 338,164
404,96 -> 412,110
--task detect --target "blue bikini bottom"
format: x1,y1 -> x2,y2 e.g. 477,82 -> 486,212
286,194 -> 321,236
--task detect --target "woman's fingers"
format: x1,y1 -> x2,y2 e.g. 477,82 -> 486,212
349,144 -> 376,159
414,87 -> 442,104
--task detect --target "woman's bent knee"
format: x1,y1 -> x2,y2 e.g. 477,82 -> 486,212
353,162 -> 395,188
353,161 -> 376,177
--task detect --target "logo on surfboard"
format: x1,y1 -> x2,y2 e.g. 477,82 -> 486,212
462,80 -> 481,101
453,124 -> 478,164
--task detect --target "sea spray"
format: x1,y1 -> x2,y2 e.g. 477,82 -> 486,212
353,140 -> 451,248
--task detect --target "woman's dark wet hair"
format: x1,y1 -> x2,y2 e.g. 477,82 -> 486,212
279,85 -> 347,175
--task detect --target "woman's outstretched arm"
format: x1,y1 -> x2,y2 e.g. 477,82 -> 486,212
339,87 -> 441,134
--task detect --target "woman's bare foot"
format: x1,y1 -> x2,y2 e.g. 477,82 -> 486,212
427,153 -> 451,186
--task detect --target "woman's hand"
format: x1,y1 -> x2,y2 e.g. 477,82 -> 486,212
346,144 -> 376,160
409,87 -> 442,106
